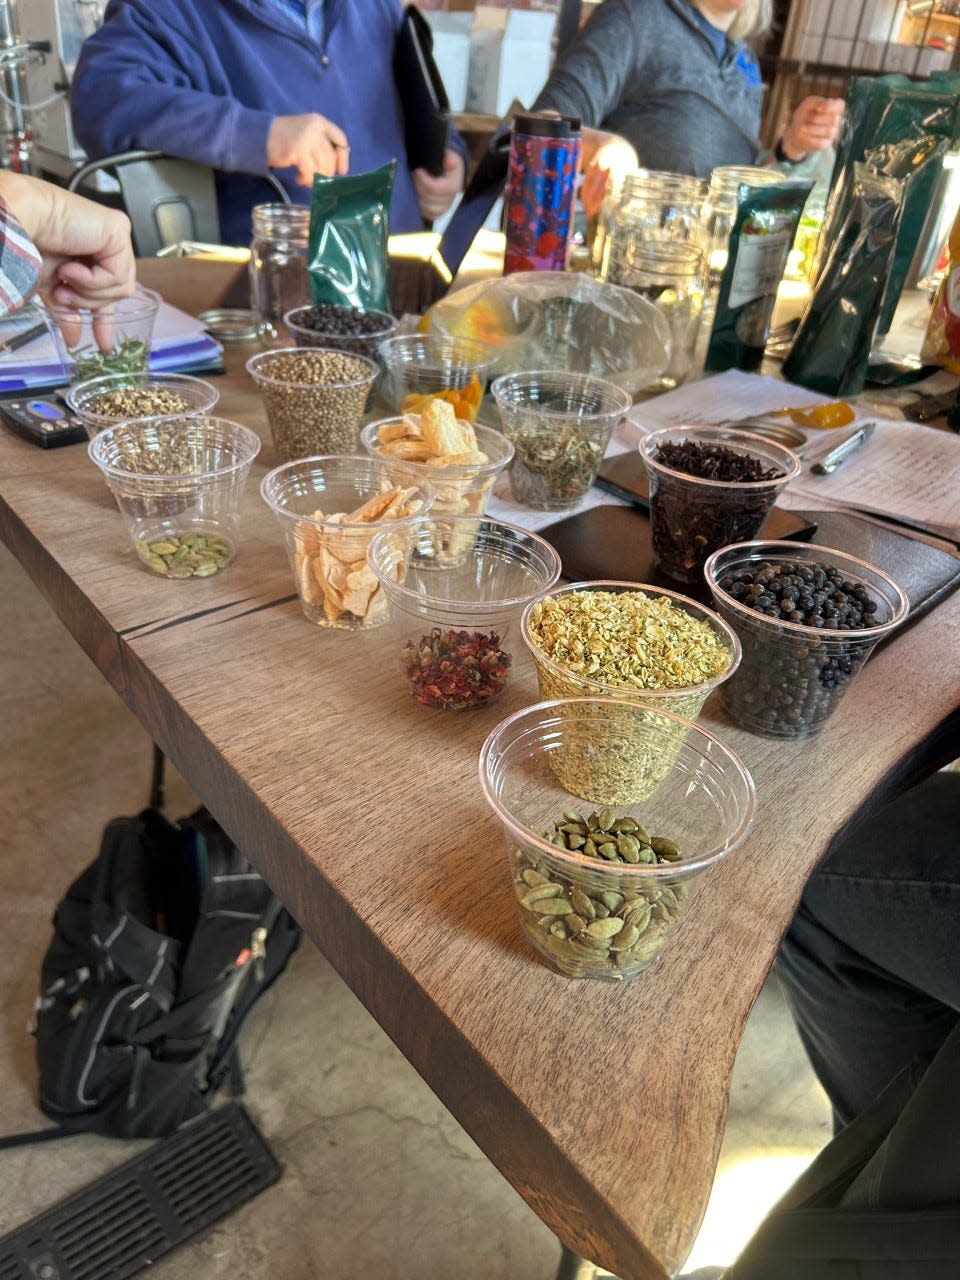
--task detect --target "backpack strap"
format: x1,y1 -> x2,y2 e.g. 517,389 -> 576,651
89,907 -> 180,1013
0,1127 -> 81,1151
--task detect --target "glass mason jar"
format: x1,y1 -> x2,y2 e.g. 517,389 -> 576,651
249,204 -> 311,344
620,241 -> 705,391
701,165 -> 782,298
604,171 -> 705,287
590,172 -> 626,278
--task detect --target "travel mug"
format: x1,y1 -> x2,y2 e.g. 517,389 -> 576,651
503,112 -> 582,275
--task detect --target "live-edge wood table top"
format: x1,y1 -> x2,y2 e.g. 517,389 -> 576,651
2,259 -> 959,1280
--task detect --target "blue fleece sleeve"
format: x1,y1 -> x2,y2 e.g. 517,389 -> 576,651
70,1 -> 274,176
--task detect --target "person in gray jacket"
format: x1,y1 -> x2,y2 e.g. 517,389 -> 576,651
533,0 -> 842,213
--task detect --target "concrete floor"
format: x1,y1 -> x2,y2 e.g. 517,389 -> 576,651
0,540 -> 831,1279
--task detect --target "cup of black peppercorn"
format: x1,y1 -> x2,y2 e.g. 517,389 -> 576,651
639,426 -> 802,583
704,541 -> 909,738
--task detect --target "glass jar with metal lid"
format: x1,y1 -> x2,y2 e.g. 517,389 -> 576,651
620,240 -> 705,391
701,165 -> 783,297
603,171 -> 705,286
249,203 -> 311,344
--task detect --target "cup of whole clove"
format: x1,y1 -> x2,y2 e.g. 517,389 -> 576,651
639,426 -> 801,583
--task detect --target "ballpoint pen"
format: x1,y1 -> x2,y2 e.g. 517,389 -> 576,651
809,422 -> 876,475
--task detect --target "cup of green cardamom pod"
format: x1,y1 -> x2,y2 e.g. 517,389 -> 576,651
479,697 -> 756,981
89,416 -> 261,580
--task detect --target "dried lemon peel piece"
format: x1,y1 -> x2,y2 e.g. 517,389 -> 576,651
526,590 -> 731,690
292,483 -> 422,624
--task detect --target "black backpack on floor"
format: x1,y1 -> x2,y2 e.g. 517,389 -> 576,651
10,804 -> 300,1143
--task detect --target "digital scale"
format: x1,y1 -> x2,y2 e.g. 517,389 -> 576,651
0,397 -> 86,447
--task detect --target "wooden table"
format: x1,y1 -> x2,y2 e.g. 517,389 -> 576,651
3,258 -> 959,1280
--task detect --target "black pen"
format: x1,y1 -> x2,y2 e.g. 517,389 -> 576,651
809,423 -> 876,475
0,319 -> 47,356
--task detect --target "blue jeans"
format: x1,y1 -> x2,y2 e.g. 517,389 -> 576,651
776,770 -> 960,1131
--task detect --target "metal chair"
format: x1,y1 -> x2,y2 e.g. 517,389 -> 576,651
66,150 -> 291,256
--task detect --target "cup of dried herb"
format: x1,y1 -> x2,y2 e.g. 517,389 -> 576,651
480,698 -> 756,980
521,580 -> 740,800
491,369 -> 632,510
88,416 -> 261,580
39,288 -> 160,384
367,514 -> 561,709
638,426 -> 801,584
66,371 -> 220,438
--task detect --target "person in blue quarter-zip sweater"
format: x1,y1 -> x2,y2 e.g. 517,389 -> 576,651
70,0 -> 467,246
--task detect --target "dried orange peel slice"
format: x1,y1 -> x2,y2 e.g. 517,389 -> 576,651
786,400 -> 856,429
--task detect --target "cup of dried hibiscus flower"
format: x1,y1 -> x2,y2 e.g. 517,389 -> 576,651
367,514 -> 561,709
639,426 -> 801,584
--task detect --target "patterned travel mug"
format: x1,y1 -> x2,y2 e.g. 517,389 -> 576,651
503,112 -> 582,275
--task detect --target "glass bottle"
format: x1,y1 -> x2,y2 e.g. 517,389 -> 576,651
249,204 -> 311,344
603,171 -> 705,287
701,165 -> 782,298
620,240 -> 705,391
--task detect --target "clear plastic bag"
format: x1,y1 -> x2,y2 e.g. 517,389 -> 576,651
421,271 -> 670,394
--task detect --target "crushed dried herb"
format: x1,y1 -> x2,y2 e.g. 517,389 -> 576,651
401,626 -> 511,709
655,439 -> 783,482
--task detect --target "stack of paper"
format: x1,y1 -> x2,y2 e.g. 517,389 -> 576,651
0,298 -> 223,393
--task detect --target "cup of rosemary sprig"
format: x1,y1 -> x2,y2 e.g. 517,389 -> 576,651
38,287 -> 160,384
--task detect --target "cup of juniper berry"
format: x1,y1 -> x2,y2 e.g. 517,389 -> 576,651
639,426 -> 801,583
704,541 -> 909,738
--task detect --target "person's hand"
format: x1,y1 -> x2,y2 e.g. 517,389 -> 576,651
267,112 -> 350,187
779,96 -> 845,161
579,135 -> 638,220
412,149 -> 465,222
0,173 -> 136,347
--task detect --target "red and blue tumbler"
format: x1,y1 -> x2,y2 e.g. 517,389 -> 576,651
503,112 -> 582,275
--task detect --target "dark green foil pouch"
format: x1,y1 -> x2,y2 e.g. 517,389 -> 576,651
308,161 -> 396,312
782,165 -> 903,398
704,179 -> 812,374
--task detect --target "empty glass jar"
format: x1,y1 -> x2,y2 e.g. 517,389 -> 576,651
249,203 -> 311,344
603,171 -> 705,286
620,241 -> 705,391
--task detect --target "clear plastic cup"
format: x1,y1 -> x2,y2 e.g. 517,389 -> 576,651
704,541 -> 910,739
639,426 -> 802,584
283,304 -> 399,359
491,370 -> 633,510
246,347 -> 378,460
377,333 -> 499,421
360,416 -> 515,527
39,288 -> 160,384
367,514 -> 561,709
88,416 -> 261,580
480,697 -> 756,980
260,454 -> 434,629
66,371 -> 220,438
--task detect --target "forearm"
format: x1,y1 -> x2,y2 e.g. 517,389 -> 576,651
532,0 -> 639,129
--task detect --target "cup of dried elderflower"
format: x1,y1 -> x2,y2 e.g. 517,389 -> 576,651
521,581 -> 740,801
479,697 -> 756,980
88,416 -> 261,580
246,347 -> 378,460
66,371 -> 220,439
260,454 -> 434,629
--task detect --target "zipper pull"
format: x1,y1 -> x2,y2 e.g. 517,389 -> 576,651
250,927 -> 268,983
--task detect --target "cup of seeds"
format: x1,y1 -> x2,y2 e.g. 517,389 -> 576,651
66,371 -> 221,438
521,580 -> 740,800
246,347 -> 378,461
480,697 -> 756,980
88,416 -> 261,580
491,369 -> 633,510
367,514 -> 561,708
639,426 -> 801,584
704,540 -> 908,739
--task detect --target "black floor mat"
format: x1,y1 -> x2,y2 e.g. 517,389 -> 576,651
0,1103 -> 281,1280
